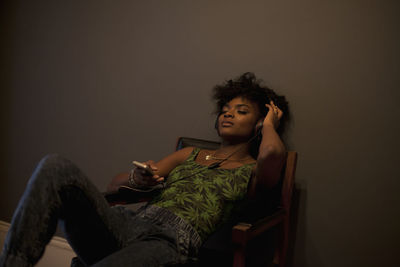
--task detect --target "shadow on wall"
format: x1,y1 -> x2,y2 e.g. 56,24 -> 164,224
0,76 -> 11,221
290,180 -> 324,267
0,0 -> 16,222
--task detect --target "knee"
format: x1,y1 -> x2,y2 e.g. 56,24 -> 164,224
30,154 -> 76,185
38,154 -> 77,171
39,153 -> 65,165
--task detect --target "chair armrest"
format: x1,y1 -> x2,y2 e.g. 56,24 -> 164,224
103,188 -> 152,206
103,191 -> 129,205
232,208 -> 286,245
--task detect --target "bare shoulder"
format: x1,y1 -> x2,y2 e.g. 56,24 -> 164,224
157,146 -> 195,166
174,146 -> 196,161
154,146 -> 195,177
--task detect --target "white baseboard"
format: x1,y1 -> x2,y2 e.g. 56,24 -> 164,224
0,220 -> 76,267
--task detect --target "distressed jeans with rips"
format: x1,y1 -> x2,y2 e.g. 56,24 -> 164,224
0,154 -> 201,267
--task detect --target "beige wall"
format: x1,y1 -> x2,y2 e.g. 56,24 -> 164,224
0,221 -> 75,266
1,1 -> 399,266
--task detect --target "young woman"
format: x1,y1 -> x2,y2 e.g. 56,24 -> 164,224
0,72 -> 289,266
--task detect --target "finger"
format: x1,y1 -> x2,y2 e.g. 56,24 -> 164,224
277,112 -> 283,121
146,160 -> 155,165
271,100 -> 279,109
267,102 -> 278,109
265,103 -> 273,113
265,103 -> 278,117
272,105 -> 279,115
145,160 -> 158,171
156,177 -> 164,183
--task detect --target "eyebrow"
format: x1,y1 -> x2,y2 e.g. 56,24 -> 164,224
223,104 -> 251,109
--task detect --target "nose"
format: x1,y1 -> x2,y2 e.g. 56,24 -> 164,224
223,111 -> 234,118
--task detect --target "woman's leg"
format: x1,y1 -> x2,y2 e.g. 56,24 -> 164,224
90,206 -> 202,267
92,224 -> 182,267
0,154 -> 134,266
92,240 -> 180,267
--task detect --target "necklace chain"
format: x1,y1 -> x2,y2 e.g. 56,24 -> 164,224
205,152 -> 251,162
204,131 -> 260,166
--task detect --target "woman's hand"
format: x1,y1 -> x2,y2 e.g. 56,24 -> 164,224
131,160 -> 165,187
263,100 -> 283,130
107,147 -> 193,192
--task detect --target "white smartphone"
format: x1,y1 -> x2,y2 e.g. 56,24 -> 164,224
132,161 -> 154,176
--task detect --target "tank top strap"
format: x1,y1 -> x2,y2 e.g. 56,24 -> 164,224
185,147 -> 202,162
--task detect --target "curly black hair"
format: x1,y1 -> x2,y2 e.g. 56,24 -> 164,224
212,72 -> 290,157
212,72 -> 289,136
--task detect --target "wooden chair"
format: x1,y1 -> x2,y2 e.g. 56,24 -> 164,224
231,148 -> 297,267
103,137 -> 298,267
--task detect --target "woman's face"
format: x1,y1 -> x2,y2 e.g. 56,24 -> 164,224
217,97 -> 261,142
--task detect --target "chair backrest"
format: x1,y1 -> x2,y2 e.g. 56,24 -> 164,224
175,136 -> 221,151
274,150 -> 297,267
280,151 -> 297,212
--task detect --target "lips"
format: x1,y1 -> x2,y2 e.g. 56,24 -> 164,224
221,120 -> 234,127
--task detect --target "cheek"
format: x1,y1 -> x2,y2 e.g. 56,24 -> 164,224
239,119 -> 257,133
216,115 -> 223,126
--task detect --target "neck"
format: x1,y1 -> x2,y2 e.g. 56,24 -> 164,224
215,140 -> 252,160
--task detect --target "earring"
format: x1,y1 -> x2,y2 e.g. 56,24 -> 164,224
254,121 -> 263,135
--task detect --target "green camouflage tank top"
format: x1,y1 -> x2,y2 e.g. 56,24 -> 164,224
151,147 -> 255,240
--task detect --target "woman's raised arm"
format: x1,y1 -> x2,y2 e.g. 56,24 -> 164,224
249,101 -> 286,197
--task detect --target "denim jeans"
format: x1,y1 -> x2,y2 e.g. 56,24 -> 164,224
0,154 -> 201,267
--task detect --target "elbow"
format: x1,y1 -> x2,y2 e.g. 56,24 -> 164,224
257,144 -> 286,162
254,144 -> 286,190
106,172 -> 129,192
